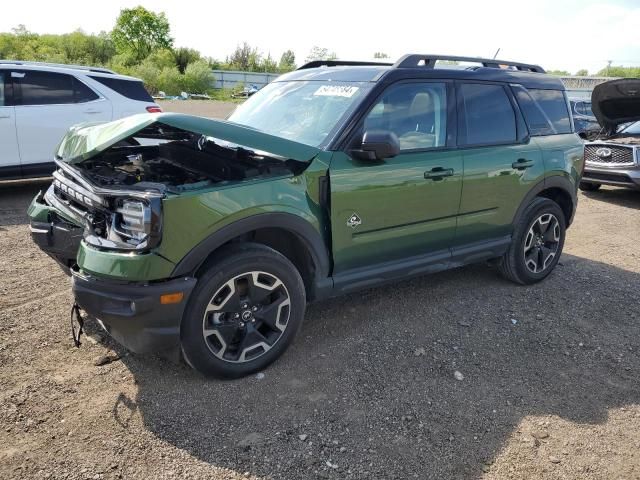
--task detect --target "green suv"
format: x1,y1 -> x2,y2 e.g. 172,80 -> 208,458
28,54 -> 584,378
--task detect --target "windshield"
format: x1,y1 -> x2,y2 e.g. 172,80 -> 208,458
572,100 -> 594,117
228,81 -> 371,147
618,121 -> 640,134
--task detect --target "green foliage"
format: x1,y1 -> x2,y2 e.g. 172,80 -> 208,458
111,6 -> 173,63
547,69 -> 571,76
305,46 -> 337,63
181,60 -> 215,94
278,50 -> 296,72
174,47 -> 201,73
596,65 -> 640,78
373,52 -> 389,59
575,69 -> 589,76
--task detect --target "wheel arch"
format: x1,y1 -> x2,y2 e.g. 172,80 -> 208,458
514,176 -> 577,227
171,213 -> 331,301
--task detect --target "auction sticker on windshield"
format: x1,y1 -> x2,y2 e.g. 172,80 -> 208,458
314,85 -> 359,97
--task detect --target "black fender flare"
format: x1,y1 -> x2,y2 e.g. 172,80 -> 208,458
171,212 -> 331,281
512,175 -> 577,227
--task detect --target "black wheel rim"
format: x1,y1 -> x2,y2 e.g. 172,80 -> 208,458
202,271 -> 291,363
523,213 -> 561,274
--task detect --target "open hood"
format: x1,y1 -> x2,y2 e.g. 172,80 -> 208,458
56,112 -> 320,164
591,79 -> 640,134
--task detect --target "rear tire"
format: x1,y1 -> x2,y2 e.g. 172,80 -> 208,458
579,181 -> 601,191
498,197 -> 566,285
181,243 -> 306,378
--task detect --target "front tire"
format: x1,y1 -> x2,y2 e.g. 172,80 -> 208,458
498,197 -> 566,285
181,243 -> 306,378
579,181 -> 601,191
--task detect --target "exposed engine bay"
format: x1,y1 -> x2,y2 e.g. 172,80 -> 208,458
74,123 -> 306,193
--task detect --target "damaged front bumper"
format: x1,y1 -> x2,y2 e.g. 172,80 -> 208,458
72,271 -> 196,353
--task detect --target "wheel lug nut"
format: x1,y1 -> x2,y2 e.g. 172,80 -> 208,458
242,303 -> 249,309
234,313 -> 240,319
252,306 -> 258,312
239,322 -> 245,327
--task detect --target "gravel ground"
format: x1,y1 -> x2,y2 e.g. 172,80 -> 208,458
1,101 -> 639,479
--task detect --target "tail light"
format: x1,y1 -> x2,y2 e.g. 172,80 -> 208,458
146,105 -> 162,113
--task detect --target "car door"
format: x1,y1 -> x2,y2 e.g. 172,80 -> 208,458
12,69 -> 111,174
454,82 -> 544,247
0,70 -> 21,176
330,80 -> 463,273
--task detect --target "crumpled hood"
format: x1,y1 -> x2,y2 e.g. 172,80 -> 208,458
56,112 -> 320,164
591,79 -> 640,134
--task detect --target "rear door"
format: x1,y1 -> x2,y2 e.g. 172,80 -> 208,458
455,82 -> 544,245
330,80 -> 463,272
12,69 -> 111,172
0,70 -> 21,176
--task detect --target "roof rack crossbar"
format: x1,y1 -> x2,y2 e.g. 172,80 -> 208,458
392,54 -> 545,73
0,60 -> 115,74
297,60 -> 393,70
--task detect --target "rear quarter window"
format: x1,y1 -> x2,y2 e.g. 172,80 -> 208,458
515,87 -> 571,135
89,76 -> 153,102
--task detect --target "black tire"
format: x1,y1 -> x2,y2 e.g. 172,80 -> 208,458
579,181 -> 601,191
498,197 -> 566,285
181,243 -> 306,378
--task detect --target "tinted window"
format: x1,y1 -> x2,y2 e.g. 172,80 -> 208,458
16,70 -> 75,105
74,79 -> 99,103
89,76 -> 153,102
363,82 -> 448,151
459,83 -> 516,145
0,72 -> 4,106
528,89 -> 571,134
513,86 -> 554,136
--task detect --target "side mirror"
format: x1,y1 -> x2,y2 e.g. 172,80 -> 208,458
351,130 -> 400,161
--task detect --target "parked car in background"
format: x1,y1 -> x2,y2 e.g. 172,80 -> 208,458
581,79 -> 640,191
28,54 -> 583,378
569,98 -> 600,138
0,61 -> 160,180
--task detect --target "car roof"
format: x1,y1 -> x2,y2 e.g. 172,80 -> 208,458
0,60 -> 142,82
277,55 -> 565,90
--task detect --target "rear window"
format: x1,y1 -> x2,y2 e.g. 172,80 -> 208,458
459,83 -> 517,146
89,76 -> 153,102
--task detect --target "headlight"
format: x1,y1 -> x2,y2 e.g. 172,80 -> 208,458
116,200 -> 152,242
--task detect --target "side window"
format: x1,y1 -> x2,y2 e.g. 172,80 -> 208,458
459,83 -> 516,146
0,72 -> 4,106
73,78 -> 99,103
527,89 -> 571,134
363,82 -> 448,151
14,70 -> 75,105
513,86 -> 554,136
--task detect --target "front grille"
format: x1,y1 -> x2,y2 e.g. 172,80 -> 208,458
585,144 -> 635,165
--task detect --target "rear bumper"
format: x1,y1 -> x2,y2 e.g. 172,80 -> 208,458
582,165 -> 640,189
72,271 -> 197,353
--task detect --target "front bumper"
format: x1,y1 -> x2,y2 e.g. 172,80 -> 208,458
72,271 -> 197,353
582,164 -> 640,189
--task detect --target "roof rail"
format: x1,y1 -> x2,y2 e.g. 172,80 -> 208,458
393,54 -> 545,73
0,60 -> 115,74
297,60 -> 393,70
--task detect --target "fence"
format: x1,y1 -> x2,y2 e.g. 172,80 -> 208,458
211,70 -> 280,89
560,76 -> 618,100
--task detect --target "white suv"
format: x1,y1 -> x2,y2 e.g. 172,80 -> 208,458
0,61 -> 161,179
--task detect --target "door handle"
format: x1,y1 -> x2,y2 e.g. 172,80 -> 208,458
512,158 -> 535,170
83,109 -> 102,114
424,167 -> 454,180
0,115 -> 10,119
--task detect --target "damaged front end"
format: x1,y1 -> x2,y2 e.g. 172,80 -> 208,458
29,112 -> 319,272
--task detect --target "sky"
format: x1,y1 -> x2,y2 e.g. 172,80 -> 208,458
2,0 -> 639,74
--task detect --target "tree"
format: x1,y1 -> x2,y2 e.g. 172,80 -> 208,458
261,53 -> 277,73
305,46 -> 337,63
228,42 -> 261,71
373,52 -> 389,59
547,69 -> 571,76
596,65 -> 640,78
575,69 -> 588,76
111,6 -> 173,63
278,49 -> 296,71
174,47 -> 201,73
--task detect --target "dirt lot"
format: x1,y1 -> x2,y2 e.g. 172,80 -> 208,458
1,101 -> 639,479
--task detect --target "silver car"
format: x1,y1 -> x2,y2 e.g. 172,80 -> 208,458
581,79 -> 640,191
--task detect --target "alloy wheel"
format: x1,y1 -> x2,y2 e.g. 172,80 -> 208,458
523,213 -> 561,274
202,271 -> 291,363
